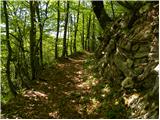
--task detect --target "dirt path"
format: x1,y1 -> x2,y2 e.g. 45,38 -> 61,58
1,52 -> 102,119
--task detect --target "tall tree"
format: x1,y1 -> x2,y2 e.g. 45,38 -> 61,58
70,14 -> 73,54
55,1 -> 60,59
81,13 -> 85,50
62,1 -> 69,57
67,15 -> 70,56
73,0 -> 80,54
30,1 -> 36,80
36,1 -> 49,65
86,12 -> 91,51
91,15 -> 96,52
3,1 -> 17,96
8,3 -> 30,88
92,1 -> 111,30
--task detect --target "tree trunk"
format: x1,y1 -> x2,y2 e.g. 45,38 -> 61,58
110,1 -> 115,19
55,1 -> 60,59
73,0 -> 80,54
67,17 -> 70,56
81,13 -> 85,50
92,1 -> 111,30
30,1 -> 36,80
91,15 -> 96,52
70,15 -> 73,54
62,1 -> 69,57
36,2 -> 43,65
3,1 -> 17,96
86,13 -> 91,51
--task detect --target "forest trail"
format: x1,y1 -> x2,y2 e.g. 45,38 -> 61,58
2,52 -> 103,119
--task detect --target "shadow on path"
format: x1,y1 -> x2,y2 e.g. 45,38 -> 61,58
2,52 -> 92,118
1,52 -> 131,119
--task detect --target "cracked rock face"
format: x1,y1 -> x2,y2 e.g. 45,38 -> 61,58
95,2 -> 158,119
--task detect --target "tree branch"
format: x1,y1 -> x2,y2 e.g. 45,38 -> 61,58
92,1 -> 111,30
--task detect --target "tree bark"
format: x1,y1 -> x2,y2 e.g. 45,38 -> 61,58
35,1 -> 49,64
55,1 -> 60,59
30,1 -> 36,80
36,2 -> 43,65
62,1 -> 69,57
73,0 -> 80,54
86,13 -> 91,51
91,15 -> 96,52
92,1 -> 111,30
3,1 -> 17,96
70,14 -> 73,54
81,13 -> 85,50
117,1 -> 144,29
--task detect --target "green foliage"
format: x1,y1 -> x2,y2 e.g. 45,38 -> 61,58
1,0 -> 139,115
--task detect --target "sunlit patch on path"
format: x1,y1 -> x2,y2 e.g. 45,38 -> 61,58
1,52 -> 103,119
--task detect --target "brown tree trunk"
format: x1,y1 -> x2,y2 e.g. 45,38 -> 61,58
36,2 -> 43,65
86,13 -> 91,51
73,0 -> 80,54
92,1 -> 111,30
62,1 -> 69,57
55,1 -> 60,59
81,13 -> 85,50
3,1 -> 17,96
30,1 -> 36,80
70,15 -> 73,54
91,15 -> 96,52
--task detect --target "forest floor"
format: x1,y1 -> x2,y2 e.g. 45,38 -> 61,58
1,52 -> 131,119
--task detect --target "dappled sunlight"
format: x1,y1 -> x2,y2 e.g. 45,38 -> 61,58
86,98 -> 101,115
101,84 -> 111,94
1,52 -> 142,118
48,111 -> 60,118
76,83 -> 90,90
123,93 -> 140,107
57,63 -> 65,68
23,90 -> 48,100
76,71 -> 83,75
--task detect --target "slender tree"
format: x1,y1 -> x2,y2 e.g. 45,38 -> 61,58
3,1 -> 17,96
30,1 -> 36,80
36,1 -> 49,65
36,2 -> 43,65
73,0 -> 80,54
62,1 -> 69,57
86,12 -> 91,51
67,15 -> 70,56
91,15 -> 96,52
70,14 -> 73,54
81,13 -> 85,50
55,1 -> 60,59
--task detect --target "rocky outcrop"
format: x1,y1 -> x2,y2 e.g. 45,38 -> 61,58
95,2 -> 158,118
